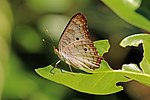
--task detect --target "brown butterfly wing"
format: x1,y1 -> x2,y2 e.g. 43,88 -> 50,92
58,13 -> 90,52
57,13 -> 102,70
63,39 -> 102,70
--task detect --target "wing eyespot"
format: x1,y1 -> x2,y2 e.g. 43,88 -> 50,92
76,37 -> 79,40
84,48 -> 87,51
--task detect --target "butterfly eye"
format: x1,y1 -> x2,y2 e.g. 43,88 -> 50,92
76,37 -> 79,40
84,48 -> 87,51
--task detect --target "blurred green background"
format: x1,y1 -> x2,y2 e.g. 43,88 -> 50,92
1,0 -> 150,100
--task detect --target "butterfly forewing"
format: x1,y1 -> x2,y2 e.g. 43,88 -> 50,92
56,13 -> 103,71
58,13 -> 89,52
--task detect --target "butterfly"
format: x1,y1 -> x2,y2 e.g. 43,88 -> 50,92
53,13 -> 103,72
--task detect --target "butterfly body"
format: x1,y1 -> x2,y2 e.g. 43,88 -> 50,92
54,13 -> 103,71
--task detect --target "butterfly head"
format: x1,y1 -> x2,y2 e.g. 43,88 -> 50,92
54,46 -> 65,61
54,46 -> 59,55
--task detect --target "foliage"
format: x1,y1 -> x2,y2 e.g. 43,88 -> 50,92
1,0 -> 150,99
36,0 -> 150,95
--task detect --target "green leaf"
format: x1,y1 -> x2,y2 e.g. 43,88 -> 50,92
120,34 -> 150,86
35,40 -> 128,95
35,65 -> 129,95
120,34 -> 150,74
102,0 -> 150,31
94,40 -> 110,56
36,35 -> 150,95
94,40 -> 112,71
122,64 -> 142,73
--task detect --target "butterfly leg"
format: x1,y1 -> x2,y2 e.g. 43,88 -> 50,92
50,60 -> 61,74
68,65 -> 73,72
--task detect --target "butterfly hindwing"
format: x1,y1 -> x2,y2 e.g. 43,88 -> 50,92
62,39 -> 102,70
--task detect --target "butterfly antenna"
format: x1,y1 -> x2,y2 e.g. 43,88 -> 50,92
42,38 -> 54,47
43,28 -> 56,48
45,28 -> 55,44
